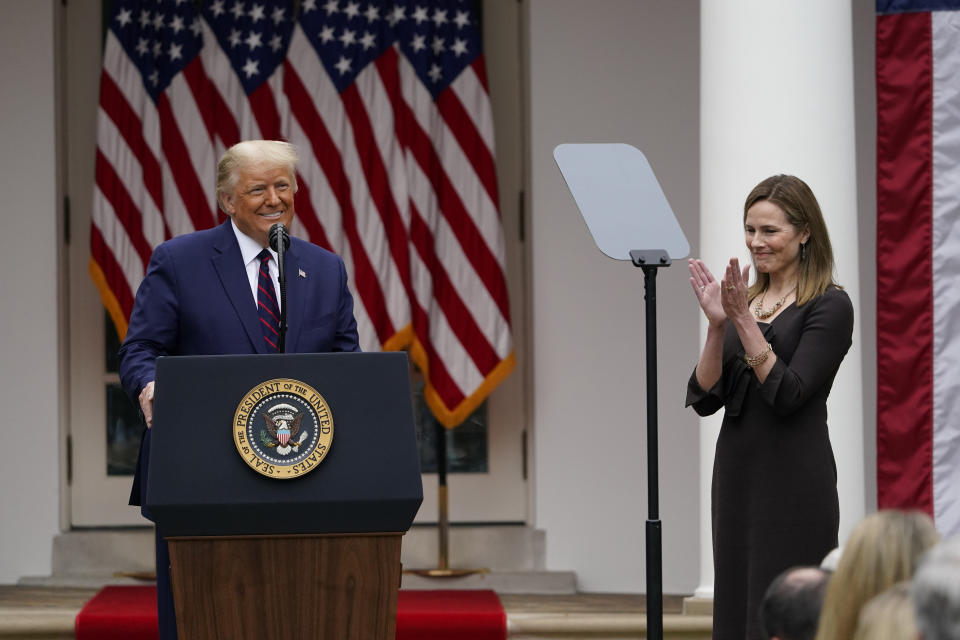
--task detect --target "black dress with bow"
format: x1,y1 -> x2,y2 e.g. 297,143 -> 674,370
686,287 -> 853,640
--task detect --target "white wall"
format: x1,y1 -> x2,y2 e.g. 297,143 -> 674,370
527,0 -> 701,592
0,0 -> 61,583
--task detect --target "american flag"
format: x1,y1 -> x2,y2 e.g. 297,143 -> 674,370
91,0 -> 514,428
876,0 -> 960,536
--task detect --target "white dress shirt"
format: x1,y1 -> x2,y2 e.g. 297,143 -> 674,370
230,218 -> 281,311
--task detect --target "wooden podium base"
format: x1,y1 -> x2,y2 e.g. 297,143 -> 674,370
167,533 -> 403,640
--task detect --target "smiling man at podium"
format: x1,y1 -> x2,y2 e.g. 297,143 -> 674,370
119,140 -> 361,640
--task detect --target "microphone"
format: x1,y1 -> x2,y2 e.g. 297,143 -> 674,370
268,223 -> 290,252
268,223 -> 289,352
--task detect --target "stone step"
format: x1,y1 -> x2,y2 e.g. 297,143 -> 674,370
25,525 -> 575,595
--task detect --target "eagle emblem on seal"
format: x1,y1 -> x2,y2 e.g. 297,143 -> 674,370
259,403 -> 309,455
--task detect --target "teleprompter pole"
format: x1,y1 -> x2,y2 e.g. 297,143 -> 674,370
630,249 -> 669,640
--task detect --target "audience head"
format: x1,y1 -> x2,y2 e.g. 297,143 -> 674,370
912,537 -> 960,640
814,509 -> 939,640
820,547 -> 842,572
760,566 -> 831,640
852,581 -> 917,640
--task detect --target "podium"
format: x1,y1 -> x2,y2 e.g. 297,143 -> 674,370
146,352 -> 423,639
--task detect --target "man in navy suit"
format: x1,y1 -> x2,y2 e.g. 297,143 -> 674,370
119,140 -> 360,639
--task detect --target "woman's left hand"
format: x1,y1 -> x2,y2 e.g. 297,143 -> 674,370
720,258 -> 751,320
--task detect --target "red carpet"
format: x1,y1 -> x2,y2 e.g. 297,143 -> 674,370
76,586 -> 506,640
75,586 -> 158,640
396,589 -> 506,640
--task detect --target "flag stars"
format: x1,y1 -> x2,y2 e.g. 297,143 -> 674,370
269,33 -> 284,52
209,0 -> 226,18
410,34 -> 426,53
152,12 -> 166,30
343,2 -> 360,19
412,6 -> 429,24
271,6 -> 286,26
231,1 -> 245,20
323,0 -> 339,16
428,63 -> 443,83
431,36 -> 445,55
229,28 -> 243,47
140,9 -> 152,28
242,57 -> 260,78
453,10 -> 469,29
360,30 -> 376,50
136,37 -> 149,56
340,28 -> 357,47
334,55 -> 352,75
364,5 -> 380,22
168,42 -> 183,61
249,3 -> 265,23
246,30 -> 263,50
301,0 -> 317,13
149,69 -> 160,86
116,8 -> 132,28
153,40 -> 163,57
387,5 -> 405,26
170,15 -> 185,34
189,18 -> 202,37
432,9 -> 448,27
319,25 -> 335,43
451,38 -> 468,57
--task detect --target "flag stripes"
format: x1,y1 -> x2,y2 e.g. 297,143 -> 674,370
876,2 -> 960,535
92,0 -> 513,427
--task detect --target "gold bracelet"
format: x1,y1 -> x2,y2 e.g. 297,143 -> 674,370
744,342 -> 773,368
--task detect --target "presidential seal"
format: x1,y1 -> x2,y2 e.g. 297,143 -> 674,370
233,378 -> 333,479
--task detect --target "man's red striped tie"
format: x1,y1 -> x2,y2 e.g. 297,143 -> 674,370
257,249 -> 280,352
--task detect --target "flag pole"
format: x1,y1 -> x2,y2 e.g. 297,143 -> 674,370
407,421 -> 487,578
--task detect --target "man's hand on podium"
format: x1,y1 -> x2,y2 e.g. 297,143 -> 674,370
140,381 -> 155,429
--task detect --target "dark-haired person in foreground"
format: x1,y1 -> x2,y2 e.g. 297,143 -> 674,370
760,566 -> 830,640
119,140 -> 361,639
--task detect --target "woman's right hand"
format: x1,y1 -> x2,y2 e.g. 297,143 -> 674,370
689,259 -> 727,327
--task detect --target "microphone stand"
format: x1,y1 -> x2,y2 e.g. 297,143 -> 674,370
277,239 -> 287,353
270,224 -> 289,353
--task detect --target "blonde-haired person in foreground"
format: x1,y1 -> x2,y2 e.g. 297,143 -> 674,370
851,582 -> 917,640
814,510 -> 939,640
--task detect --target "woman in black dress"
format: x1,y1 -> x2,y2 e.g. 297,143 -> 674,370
686,175 -> 854,640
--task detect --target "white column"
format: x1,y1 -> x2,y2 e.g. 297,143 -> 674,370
696,0 -> 865,599
0,1 -> 61,582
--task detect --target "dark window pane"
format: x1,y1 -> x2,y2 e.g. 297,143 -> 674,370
107,384 -> 141,476
411,376 -> 488,473
105,311 -> 121,374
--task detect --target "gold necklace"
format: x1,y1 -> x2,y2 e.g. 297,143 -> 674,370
753,285 -> 796,320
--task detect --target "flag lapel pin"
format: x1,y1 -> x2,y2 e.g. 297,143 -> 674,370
298,268 -> 307,278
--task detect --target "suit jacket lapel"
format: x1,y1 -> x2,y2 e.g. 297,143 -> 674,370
283,242 -> 308,352
211,221 -> 265,354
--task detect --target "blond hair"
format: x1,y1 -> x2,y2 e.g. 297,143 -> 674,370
216,140 -> 298,214
852,582 -> 917,640
815,510 -> 939,640
744,175 -> 839,305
